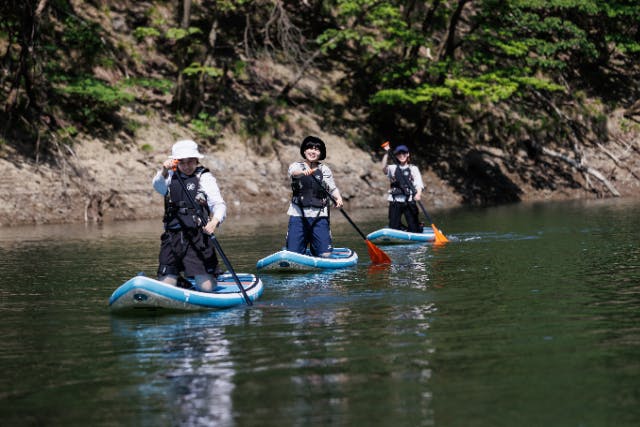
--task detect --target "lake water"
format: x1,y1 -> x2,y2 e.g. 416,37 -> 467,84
1,199 -> 639,426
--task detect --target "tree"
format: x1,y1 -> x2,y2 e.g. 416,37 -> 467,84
2,0 -> 49,134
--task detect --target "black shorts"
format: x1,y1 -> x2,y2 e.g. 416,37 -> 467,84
157,229 -> 218,277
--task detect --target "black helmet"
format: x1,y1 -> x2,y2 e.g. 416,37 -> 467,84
300,136 -> 326,160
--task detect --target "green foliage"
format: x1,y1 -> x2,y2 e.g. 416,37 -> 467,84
318,0 -> 421,59
140,143 -> 154,152
214,0 -> 252,12
244,96 -> 285,139
133,26 -> 161,40
493,40 -> 530,57
619,117 -> 640,133
233,60 -> 248,80
614,41 -> 640,54
124,119 -> 143,135
62,17 -> 103,58
56,78 -> 134,125
446,76 -> 519,102
512,76 -> 564,92
58,78 -> 134,108
446,72 -> 564,102
189,113 -> 221,140
166,27 -> 202,41
371,72 -> 564,106
361,0 -> 639,127
2,0 -> 638,161
55,126 -> 79,146
122,77 -> 174,94
371,86 -> 452,105
182,62 -> 224,78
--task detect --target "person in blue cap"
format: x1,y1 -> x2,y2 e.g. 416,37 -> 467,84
381,143 -> 424,232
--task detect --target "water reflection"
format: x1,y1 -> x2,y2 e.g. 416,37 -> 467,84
0,220 -> 160,246
2,199 -> 640,426
110,311 -> 259,426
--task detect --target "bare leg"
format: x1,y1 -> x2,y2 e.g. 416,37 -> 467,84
159,274 -> 178,286
195,274 -> 216,292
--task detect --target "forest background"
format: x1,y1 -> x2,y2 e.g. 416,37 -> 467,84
1,0 -> 639,226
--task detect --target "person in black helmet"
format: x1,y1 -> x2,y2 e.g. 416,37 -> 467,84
286,136 -> 344,257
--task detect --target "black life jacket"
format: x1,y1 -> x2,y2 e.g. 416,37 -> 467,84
163,166 -> 210,229
390,165 -> 414,197
291,167 -> 327,208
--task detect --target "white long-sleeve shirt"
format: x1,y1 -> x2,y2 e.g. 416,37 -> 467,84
287,162 -> 339,217
152,169 -> 227,224
385,164 -> 424,202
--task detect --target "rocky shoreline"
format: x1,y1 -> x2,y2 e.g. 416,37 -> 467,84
1,114 -> 638,228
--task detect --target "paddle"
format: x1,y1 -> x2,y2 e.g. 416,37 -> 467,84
381,141 -> 449,244
306,171 -> 391,265
172,167 -> 253,305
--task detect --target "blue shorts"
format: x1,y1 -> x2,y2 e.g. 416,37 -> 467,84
285,216 -> 332,256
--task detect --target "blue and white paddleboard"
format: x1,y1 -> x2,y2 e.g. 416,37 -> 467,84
109,273 -> 263,312
256,247 -> 358,271
366,227 -> 435,244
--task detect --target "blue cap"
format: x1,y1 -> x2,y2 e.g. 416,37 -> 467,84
393,144 -> 409,154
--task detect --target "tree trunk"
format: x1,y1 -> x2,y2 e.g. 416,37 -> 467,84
438,0 -> 470,60
193,18 -> 219,117
172,0 -> 192,112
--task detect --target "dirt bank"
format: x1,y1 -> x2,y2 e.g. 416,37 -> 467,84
1,111 -> 638,227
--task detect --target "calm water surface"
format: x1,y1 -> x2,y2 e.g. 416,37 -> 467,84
1,199 -> 639,426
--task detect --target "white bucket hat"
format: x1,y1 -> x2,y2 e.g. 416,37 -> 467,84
170,139 -> 204,159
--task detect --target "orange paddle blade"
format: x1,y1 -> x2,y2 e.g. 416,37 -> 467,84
431,224 -> 449,245
366,239 -> 392,264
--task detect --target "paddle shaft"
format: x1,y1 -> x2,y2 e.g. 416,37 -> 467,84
307,173 -> 367,240
297,166 -> 391,264
172,170 -> 253,306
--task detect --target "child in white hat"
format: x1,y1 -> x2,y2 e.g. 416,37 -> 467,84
151,139 -> 227,292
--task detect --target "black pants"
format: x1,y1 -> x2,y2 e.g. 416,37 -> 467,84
388,201 -> 421,232
157,229 -> 218,278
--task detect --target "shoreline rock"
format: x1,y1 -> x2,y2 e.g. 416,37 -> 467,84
1,115 -> 638,227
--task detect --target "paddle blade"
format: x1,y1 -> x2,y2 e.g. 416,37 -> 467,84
431,224 -> 449,245
366,239 -> 392,265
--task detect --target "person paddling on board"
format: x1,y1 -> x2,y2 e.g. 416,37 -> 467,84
286,136 -> 344,257
381,143 -> 424,233
152,139 -> 227,292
